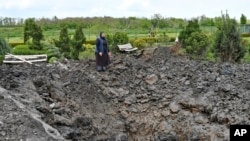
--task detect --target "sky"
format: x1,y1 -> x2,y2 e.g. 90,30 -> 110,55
0,0 -> 249,20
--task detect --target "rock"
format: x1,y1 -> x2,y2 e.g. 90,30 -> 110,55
221,83 -> 232,92
194,114 -> 209,124
124,95 -> 137,105
169,102 -> 180,113
161,110 -> 170,117
145,74 -> 158,85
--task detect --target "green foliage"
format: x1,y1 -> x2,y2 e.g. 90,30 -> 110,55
179,19 -> 201,48
241,33 -> 250,37
0,38 -> 11,55
112,32 -> 129,52
13,45 -> 46,55
132,39 -> 146,49
9,42 -> 25,47
0,55 -> 4,63
24,18 -> 44,50
54,26 -> 71,58
214,13 -> 246,62
106,33 -> 114,47
48,57 -> 59,63
42,42 -> 62,60
185,32 -> 210,56
24,18 -> 35,43
79,48 -> 95,60
85,40 -> 96,45
71,25 -> 86,60
240,14 -> 247,25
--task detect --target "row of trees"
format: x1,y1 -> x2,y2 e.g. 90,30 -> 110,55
179,12 -> 246,62
1,14 -> 248,30
23,18 -> 86,60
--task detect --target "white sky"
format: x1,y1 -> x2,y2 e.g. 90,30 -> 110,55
0,0 -> 249,20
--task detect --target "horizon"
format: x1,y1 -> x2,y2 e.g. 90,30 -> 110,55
0,0 -> 249,20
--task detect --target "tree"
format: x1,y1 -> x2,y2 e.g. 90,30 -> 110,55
71,25 -> 86,60
30,24 -> 44,50
0,38 -> 11,55
54,26 -> 71,58
179,19 -> 201,48
24,18 -> 35,43
24,18 -> 44,50
240,14 -> 247,25
214,13 -> 246,62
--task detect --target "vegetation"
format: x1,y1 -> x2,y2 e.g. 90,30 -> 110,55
214,13 -> 246,62
54,26 -> 71,58
24,18 -> 44,50
0,14 -> 250,62
71,25 -> 86,60
0,38 -> 11,55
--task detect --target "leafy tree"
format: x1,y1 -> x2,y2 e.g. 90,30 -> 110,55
0,38 -> 11,55
179,19 -> 201,48
214,13 -> 246,62
240,14 -> 247,25
71,25 -> 86,60
54,26 -> 71,58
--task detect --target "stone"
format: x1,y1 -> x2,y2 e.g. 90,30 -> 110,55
169,102 -> 180,113
145,74 -> 158,85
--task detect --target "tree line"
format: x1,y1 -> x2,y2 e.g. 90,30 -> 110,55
1,14 -> 248,30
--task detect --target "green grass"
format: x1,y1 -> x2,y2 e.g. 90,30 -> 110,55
79,49 -> 95,60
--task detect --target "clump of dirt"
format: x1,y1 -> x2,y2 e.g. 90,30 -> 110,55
0,47 -> 249,141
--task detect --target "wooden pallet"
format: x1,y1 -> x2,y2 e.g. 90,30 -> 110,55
3,54 -> 47,64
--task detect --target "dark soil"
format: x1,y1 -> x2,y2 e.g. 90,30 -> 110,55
0,47 -> 249,141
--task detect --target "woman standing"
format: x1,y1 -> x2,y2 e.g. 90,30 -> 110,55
95,32 -> 111,71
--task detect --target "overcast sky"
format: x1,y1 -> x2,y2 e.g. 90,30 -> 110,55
0,0 -> 249,20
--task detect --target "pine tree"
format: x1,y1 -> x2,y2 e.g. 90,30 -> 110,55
240,14 -> 247,25
71,25 -> 86,60
54,26 -> 71,58
214,13 -> 246,62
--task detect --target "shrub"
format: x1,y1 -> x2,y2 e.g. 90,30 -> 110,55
0,38 -> 11,55
132,39 -> 147,49
13,45 -> 46,55
85,40 -> 96,45
169,37 -> 176,42
48,57 -> 59,63
214,13 -> 246,62
9,42 -> 25,47
185,32 -> 210,57
241,33 -> 250,37
111,32 -> 129,52
42,42 -> 62,60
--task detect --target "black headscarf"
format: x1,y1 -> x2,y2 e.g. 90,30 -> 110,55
100,32 -> 105,39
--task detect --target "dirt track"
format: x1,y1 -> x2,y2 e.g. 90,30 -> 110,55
0,47 -> 250,141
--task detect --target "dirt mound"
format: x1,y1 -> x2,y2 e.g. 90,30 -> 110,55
0,47 -> 250,140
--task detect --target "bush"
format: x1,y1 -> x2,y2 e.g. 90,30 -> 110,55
85,40 -> 96,45
132,39 -> 147,49
9,42 -> 25,47
42,42 -> 62,60
185,32 -> 210,57
48,57 -> 59,63
111,32 -> 129,53
214,13 -> 246,62
0,55 -> 4,63
169,37 -> 176,42
0,38 -> 11,55
241,33 -> 250,37
13,45 -> 46,55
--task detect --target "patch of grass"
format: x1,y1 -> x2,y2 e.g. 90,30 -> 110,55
79,48 -> 95,60
13,45 -> 46,55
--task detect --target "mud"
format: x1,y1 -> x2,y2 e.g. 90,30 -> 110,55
0,47 -> 249,141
